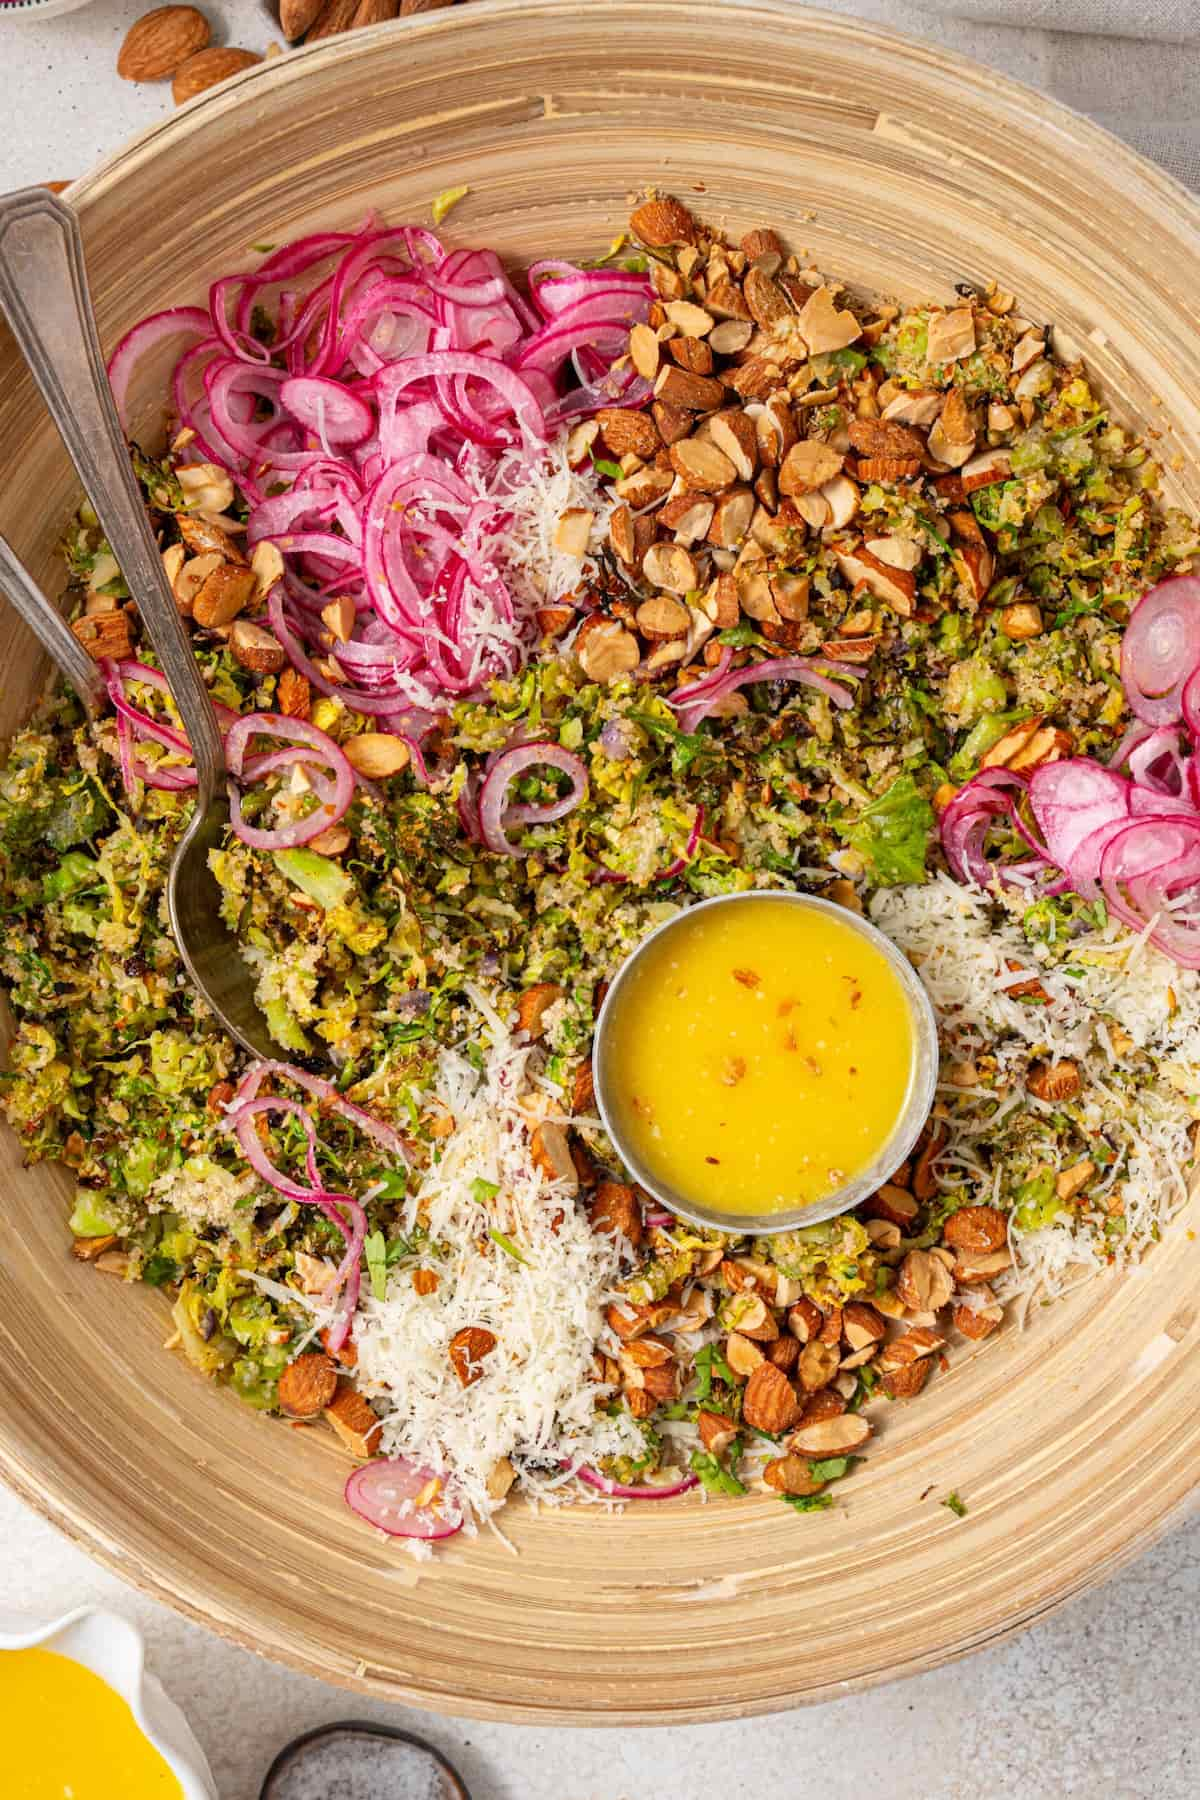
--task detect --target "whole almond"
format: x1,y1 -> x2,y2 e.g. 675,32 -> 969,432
741,1361 -> 800,1435
172,47 -> 261,105
630,196 -> 697,248
280,0 -> 325,36
304,0 -> 358,39
118,6 -> 211,82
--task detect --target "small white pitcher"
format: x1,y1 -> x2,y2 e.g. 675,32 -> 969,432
0,1606 -> 217,1799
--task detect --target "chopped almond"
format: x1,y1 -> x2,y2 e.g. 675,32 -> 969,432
787,1296 -> 824,1343
912,1123 -> 947,1201
788,1413 -> 870,1456
865,1183 -> 919,1229
320,1326 -> 358,1369
779,439 -> 843,495
796,1387 -> 846,1427
669,438 -> 737,492
571,1060 -> 596,1116
653,365 -> 726,412
1026,1059 -> 1081,1103
449,1325 -> 498,1388
516,982 -> 564,1039
955,1293 -> 1004,1340
896,1248 -> 954,1313
589,1181 -> 643,1248
796,285 -> 862,355
530,1121 -> 580,1190
763,1453 -> 826,1496
697,1408 -> 738,1455
278,668 -> 310,720
324,1380 -> 382,1457
848,417 -> 924,461
279,1352 -> 338,1419
741,226 -> 783,261
926,307 -> 976,364
486,1457 -> 517,1500
554,508 -> 595,557
881,1359 -> 931,1399
72,1234 -> 117,1262
797,1339 -> 841,1392
942,1205 -> 1008,1253
724,1330 -> 766,1378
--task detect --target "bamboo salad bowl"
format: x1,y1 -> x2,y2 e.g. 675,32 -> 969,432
2,0 -> 1200,1724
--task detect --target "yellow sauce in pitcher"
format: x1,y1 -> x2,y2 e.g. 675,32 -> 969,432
602,898 -> 916,1217
1,1647 -> 182,1800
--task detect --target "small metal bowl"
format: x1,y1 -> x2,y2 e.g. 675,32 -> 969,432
593,890 -> 938,1238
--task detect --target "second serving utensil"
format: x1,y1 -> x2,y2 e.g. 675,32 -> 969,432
0,186 -> 276,1058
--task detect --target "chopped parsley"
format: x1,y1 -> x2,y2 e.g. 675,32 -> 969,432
689,1448 -> 746,1496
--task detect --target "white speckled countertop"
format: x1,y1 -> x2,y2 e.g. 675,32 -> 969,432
3,4 -> 1200,1794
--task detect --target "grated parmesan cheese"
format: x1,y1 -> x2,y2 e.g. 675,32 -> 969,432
484,438 -> 614,610
872,874 -> 1199,1310
352,995 -> 644,1533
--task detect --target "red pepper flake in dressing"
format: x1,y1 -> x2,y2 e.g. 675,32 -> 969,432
732,967 -> 761,989
720,1056 -> 747,1087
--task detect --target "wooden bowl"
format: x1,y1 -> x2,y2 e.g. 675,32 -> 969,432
3,0 -> 1200,1724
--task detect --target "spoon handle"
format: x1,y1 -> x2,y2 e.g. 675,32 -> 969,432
0,531 -> 106,717
0,187 -> 225,803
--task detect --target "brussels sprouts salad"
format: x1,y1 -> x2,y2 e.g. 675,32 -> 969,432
2,194 -> 1199,1546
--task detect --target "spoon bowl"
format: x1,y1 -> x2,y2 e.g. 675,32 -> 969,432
167,796 -> 277,1058
0,187 -> 277,1061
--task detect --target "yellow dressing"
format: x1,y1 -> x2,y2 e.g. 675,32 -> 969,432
0,1647 -> 182,1800
604,899 -> 916,1217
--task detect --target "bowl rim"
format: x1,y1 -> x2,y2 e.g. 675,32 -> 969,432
593,890 -> 939,1234
4,0 -> 1200,1724
257,1721 -> 471,1799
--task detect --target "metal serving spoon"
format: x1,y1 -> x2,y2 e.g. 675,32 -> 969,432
0,187 -> 276,1058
